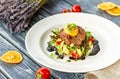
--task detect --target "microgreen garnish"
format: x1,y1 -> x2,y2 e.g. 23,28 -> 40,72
67,23 -> 77,32
49,53 -> 54,58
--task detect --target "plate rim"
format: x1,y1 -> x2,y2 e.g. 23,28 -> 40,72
25,13 -> 120,73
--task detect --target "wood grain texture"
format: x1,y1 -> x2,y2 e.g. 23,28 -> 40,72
0,0 -> 120,79
64,0 -> 120,26
0,72 -> 7,79
0,36 -> 40,79
0,0 -> 85,78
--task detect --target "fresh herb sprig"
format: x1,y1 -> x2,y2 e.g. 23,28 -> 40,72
67,23 -> 77,32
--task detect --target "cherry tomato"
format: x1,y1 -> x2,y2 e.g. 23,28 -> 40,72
56,41 -> 62,45
89,37 -> 94,43
36,67 -> 50,79
72,4 -> 82,12
56,38 -> 62,45
62,9 -> 71,13
71,52 -> 79,59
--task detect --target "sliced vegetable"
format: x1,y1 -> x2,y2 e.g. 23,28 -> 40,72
76,49 -> 82,57
47,23 -> 100,61
86,41 -> 93,56
63,45 -> 70,55
56,38 -> 62,45
71,52 -> 79,59
56,41 -> 64,55
56,41 -> 61,45
89,37 -> 94,43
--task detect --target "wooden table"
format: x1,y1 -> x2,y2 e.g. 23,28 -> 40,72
0,0 -> 120,79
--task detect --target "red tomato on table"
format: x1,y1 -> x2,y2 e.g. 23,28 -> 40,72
36,67 -> 50,79
62,9 -> 71,13
72,4 -> 82,12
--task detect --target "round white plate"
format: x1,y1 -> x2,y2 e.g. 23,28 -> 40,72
25,13 -> 120,73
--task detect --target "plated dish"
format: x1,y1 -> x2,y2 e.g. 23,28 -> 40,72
47,23 -> 100,62
25,13 -> 120,72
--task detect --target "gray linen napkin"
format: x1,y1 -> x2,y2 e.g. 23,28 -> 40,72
84,59 -> 120,79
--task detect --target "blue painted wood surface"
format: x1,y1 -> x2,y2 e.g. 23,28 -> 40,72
0,0 -> 120,79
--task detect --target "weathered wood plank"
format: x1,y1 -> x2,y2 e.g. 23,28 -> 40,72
41,0 -> 72,14
3,0 -> 114,79
0,0 -> 85,78
0,36 -> 41,79
64,0 -> 120,26
0,22 -> 83,79
0,72 -> 7,79
0,34 -> 83,79
0,35 -> 59,79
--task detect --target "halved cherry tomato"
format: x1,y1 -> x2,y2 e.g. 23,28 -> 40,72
72,4 -> 82,12
71,52 -> 79,59
89,37 -> 94,43
56,41 -> 62,45
62,9 -> 71,13
36,67 -> 50,79
56,38 -> 62,45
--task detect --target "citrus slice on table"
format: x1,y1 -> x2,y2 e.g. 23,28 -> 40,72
0,50 -> 23,64
106,5 -> 120,16
97,2 -> 116,10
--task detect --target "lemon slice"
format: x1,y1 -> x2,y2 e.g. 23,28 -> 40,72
106,5 -> 120,16
0,50 -> 23,64
97,2 -> 116,10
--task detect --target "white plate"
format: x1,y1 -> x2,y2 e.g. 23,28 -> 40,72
25,13 -> 120,73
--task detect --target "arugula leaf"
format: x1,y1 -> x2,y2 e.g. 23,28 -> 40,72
86,31 -> 92,38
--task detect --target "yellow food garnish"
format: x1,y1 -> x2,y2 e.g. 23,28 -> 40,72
106,5 -> 120,16
0,50 -> 23,64
64,23 -> 78,36
56,38 -> 62,42
97,2 -> 116,10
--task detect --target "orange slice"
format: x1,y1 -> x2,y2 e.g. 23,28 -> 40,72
97,2 -> 116,10
0,50 -> 23,64
64,24 -> 79,37
64,27 -> 78,36
106,5 -> 120,16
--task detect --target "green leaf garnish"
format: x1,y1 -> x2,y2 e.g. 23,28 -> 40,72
86,31 -> 92,38
66,60 -> 71,62
49,53 -> 54,58
66,23 -> 77,32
